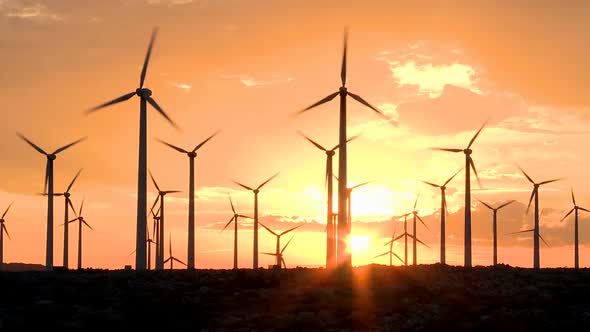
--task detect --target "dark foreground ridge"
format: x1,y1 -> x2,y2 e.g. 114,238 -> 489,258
1,264 -> 590,330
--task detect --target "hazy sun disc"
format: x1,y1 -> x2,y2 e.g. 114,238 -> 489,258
349,235 -> 370,254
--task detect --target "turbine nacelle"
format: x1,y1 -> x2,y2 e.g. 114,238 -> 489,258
339,86 -> 347,95
136,88 -> 152,98
64,193 -> 71,198
253,189 -> 260,194
464,148 -> 472,155
326,150 -> 335,157
188,151 -> 197,158
47,154 -> 57,161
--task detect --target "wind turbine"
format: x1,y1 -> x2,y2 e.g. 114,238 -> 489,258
421,168 -> 462,265
17,133 -> 85,271
157,130 -> 220,271
68,200 -> 93,270
0,203 -> 13,270
519,166 -> 562,269
259,223 -> 302,269
374,228 -> 404,266
298,132 -> 358,269
233,172 -> 279,270
388,213 -> 429,266
87,28 -> 177,271
478,199 -> 515,266
346,181 -> 370,240
149,172 -> 180,270
262,235 -> 295,269
409,196 -> 430,266
150,200 -> 161,267
297,28 -> 390,267
164,233 -> 186,270
508,228 -> 551,267
54,169 -> 82,269
432,121 -> 486,268
560,188 -> 589,269
221,195 -> 252,270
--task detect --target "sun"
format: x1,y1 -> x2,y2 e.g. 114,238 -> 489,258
349,235 -> 370,254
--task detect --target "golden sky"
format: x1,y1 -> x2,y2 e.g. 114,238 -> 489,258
1,0 -> 590,269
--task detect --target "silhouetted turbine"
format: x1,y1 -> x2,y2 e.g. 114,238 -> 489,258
519,166 -> 562,269
149,202 -> 161,269
68,200 -> 93,270
221,195 -> 252,270
478,199 -> 515,266
389,213 -> 429,266
17,133 -> 85,271
560,188 -> 589,269
158,130 -> 220,270
375,228 -> 404,266
88,28 -> 177,271
164,233 -> 186,270
508,228 -> 550,266
0,202 -> 13,271
53,169 -> 82,269
233,172 -> 279,270
408,195 -> 430,265
149,171 -> 181,270
262,235 -> 295,269
432,120 -> 486,268
422,168 -> 462,265
297,28 -> 391,267
259,223 -> 302,269
299,132 -> 358,269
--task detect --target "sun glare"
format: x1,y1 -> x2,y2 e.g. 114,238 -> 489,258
349,235 -> 370,254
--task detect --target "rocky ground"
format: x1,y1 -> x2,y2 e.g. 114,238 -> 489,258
1,264 -> 589,330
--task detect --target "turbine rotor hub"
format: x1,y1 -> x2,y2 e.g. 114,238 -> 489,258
339,86 -> 347,95
464,149 -> 472,155
136,88 -> 152,98
48,154 -> 56,160
188,152 -> 197,158
64,193 -> 70,198
253,189 -> 259,194
327,150 -> 335,156
441,186 -> 446,191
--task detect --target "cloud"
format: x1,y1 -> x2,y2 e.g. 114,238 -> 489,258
170,81 -> 191,91
4,2 -> 63,22
221,74 -> 294,87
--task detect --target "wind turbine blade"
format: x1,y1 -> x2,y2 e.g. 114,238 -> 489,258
261,252 -> 277,256
281,235 -> 295,254
229,195 -> 236,214
69,218 -> 79,223
1,202 -> 13,219
149,171 -> 161,192
467,120 -> 488,149
162,190 -> 181,194
193,130 -> 221,152
415,237 -> 430,249
579,207 -> 590,213
279,224 -> 303,236
540,234 -> 550,248
392,233 -> 405,242
518,166 -> 535,184
421,180 -> 440,188
173,258 -> 187,266
67,197 -> 77,217
79,199 -> 85,216
149,195 -> 160,218
413,194 -> 420,210
351,181 -> 370,190
140,27 -> 158,89
147,97 -> 178,129
539,178 -> 564,186
66,169 -> 83,193
347,92 -> 387,119
393,252 -> 404,264
164,257 -> 171,264
87,92 -> 136,113
128,249 -> 136,257
497,200 -> 515,210
17,133 -> 47,155
259,222 -> 277,236
431,148 -> 463,153
298,131 -> 327,151
281,257 -> 287,269
507,229 -> 534,235
53,137 -> 86,155
331,135 -> 360,151
341,27 -> 348,86
417,215 -> 429,231
560,208 -> 574,222
221,216 -> 234,232
257,172 -> 279,190
237,214 -> 252,219
232,180 -> 253,191
444,168 -> 463,186
2,224 -> 11,240
477,199 -> 494,211
82,220 -> 93,231
526,188 -> 536,215
469,157 -> 482,189
571,188 -> 576,206
296,92 -> 339,115
373,252 -> 389,259
156,138 -> 187,153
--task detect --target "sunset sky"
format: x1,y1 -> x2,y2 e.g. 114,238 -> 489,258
1,0 -> 590,269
